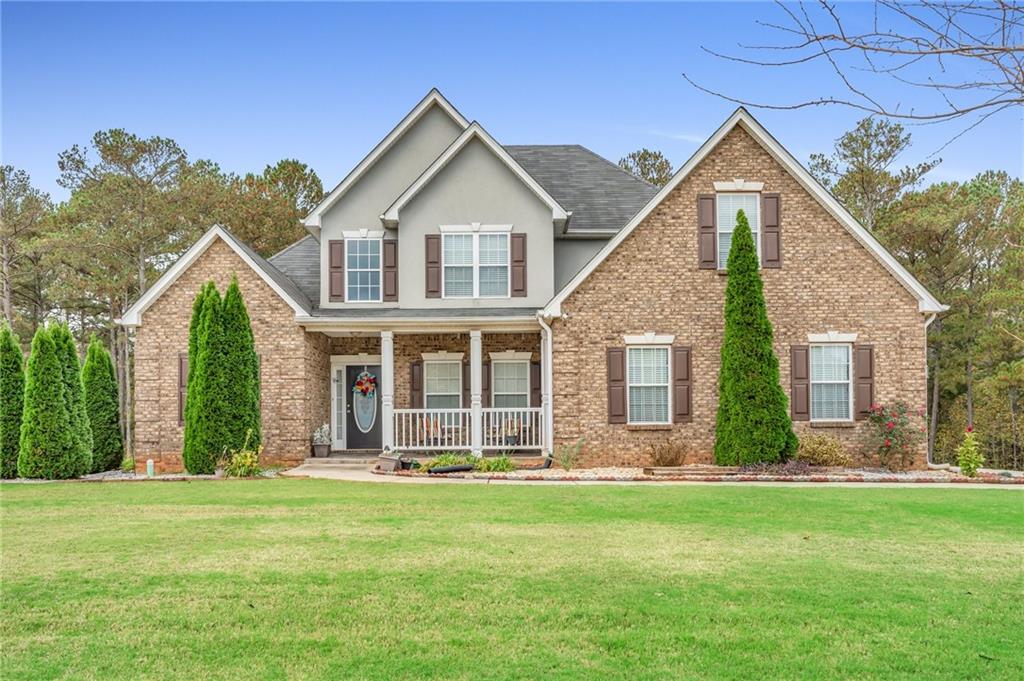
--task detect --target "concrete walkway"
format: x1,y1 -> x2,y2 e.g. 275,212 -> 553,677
280,464 -> 1022,489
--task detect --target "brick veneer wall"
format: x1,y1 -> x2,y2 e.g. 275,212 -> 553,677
134,239 -> 323,472
550,125 -> 928,468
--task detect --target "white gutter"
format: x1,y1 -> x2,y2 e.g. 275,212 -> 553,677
536,312 -> 556,456
923,313 -> 948,469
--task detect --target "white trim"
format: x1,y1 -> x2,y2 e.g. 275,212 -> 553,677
304,89 -> 469,228
542,108 -> 947,316
440,232 -> 510,300
331,354 -> 382,364
381,122 -> 569,227
625,345 -> 672,425
808,331 -> 858,343
296,315 -> 540,334
439,223 -> 513,233
809,343 -> 855,423
421,351 -> 464,361
714,179 -> 764,192
489,350 -> 533,361
341,229 -> 385,239
343,237 -> 383,303
330,355 -> 384,450
624,331 -> 676,345
118,225 -> 307,327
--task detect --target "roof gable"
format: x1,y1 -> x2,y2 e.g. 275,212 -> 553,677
543,108 -> 946,316
304,89 -> 469,229
382,122 -> 569,227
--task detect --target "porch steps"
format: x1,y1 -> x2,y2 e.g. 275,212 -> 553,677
304,452 -> 380,470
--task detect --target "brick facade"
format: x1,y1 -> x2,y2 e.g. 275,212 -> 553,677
550,125 -> 928,468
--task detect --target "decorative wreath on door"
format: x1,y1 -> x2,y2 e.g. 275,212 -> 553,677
352,370 -> 377,398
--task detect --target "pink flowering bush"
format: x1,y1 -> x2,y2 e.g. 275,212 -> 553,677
865,401 -> 923,470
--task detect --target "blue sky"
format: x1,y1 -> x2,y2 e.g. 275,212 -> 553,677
3,2 -> 1021,201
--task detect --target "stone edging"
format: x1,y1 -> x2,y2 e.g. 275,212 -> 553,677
372,469 -> 1024,484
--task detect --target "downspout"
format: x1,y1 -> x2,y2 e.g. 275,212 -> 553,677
923,313 -> 947,469
537,313 -> 556,456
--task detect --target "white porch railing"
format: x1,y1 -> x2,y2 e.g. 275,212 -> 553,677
394,409 -> 473,451
482,407 -> 544,450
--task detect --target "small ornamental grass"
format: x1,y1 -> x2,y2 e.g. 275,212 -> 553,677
647,441 -> 688,467
221,430 -> 262,478
865,401 -> 923,470
554,438 -> 585,471
474,454 -> 516,473
956,427 -> 984,477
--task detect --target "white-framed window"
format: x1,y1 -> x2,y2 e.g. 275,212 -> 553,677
442,233 -> 509,298
424,360 -> 462,409
492,360 -> 529,408
627,346 -> 671,424
810,344 -> 853,421
717,193 -> 760,269
345,238 -> 382,302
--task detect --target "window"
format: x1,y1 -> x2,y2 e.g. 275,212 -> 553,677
346,238 -> 381,302
424,361 -> 462,409
716,193 -> 760,269
492,361 -> 529,408
810,345 -> 852,421
627,346 -> 670,424
442,233 -> 509,298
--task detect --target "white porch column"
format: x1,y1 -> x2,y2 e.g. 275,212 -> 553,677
470,329 -> 483,456
380,330 -> 395,452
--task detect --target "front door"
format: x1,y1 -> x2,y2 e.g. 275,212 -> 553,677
341,364 -> 382,450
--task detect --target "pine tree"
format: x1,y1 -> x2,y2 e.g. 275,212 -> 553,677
51,324 -> 93,475
18,327 -> 75,479
82,335 -> 124,472
183,283 -> 222,474
0,324 -> 25,478
714,209 -> 797,465
220,277 -> 261,451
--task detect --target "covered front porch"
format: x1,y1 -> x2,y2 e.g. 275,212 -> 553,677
305,321 -> 552,457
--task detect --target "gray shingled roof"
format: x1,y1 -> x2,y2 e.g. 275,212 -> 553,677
505,145 -> 658,234
220,227 -> 313,314
268,234 -> 320,303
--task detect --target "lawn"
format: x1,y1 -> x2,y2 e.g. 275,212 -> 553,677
1,480 -> 1022,680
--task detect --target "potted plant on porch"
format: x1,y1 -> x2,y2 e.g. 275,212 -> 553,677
311,423 -> 331,458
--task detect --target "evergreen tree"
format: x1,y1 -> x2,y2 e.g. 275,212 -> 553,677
51,324 -> 93,475
82,335 -> 123,472
220,277 -> 261,451
183,283 -> 222,474
714,209 -> 797,465
18,327 -> 75,478
0,324 -> 24,478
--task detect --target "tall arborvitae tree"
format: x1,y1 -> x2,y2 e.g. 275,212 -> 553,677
0,324 -> 24,478
220,277 -> 261,450
51,324 -> 93,475
18,327 -> 75,478
714,209 -> 797,465
82,335 -> 123,472
183,282 -> 221,474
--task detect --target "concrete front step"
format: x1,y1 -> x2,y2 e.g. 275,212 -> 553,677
304,457 -> 378,467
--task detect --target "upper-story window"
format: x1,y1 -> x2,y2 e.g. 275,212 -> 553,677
442,233 -> 509,298
345,238 -> 382,302
716,193 -> 760,269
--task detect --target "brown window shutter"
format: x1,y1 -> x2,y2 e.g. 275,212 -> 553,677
510,233 -> 527,297
762,193 -> 781,268
462,362 -> 471,408
178,353 -> 189,425
698,194 -> 717,269
854,345 -> 875,420
790,345 -> 810,421
530,361 -> 542,408
672,346 -> 692,423
328,240 -> 345,301
482,361 -> 491,408
425,235 -> 441,298
607,348 -> 627,424
382,239 -> 399,301
410,360 -> 423,408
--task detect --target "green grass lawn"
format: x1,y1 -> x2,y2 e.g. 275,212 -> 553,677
1,480 -> 1022,680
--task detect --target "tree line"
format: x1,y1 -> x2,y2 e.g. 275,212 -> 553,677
0,131 -> 323,458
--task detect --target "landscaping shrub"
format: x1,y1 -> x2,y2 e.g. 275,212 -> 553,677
475,455 -> 516,472
956,426 -> 984,477
221,430 -> 262,478
795,433 -> 852,467
647,441 -> 688,467
416,452 -> 472,472
0,324 -> 24,479
554,438 -> 584,471
865,401 -> 923,470
51,324 -> 93,476
82,335 -> 123,472
17,327 -> 75,479
219,277 -> 261,452
184,282 -> 222,474
713,209 -> 796,466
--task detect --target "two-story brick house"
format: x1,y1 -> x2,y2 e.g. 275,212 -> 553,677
119,90 -> 945,472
